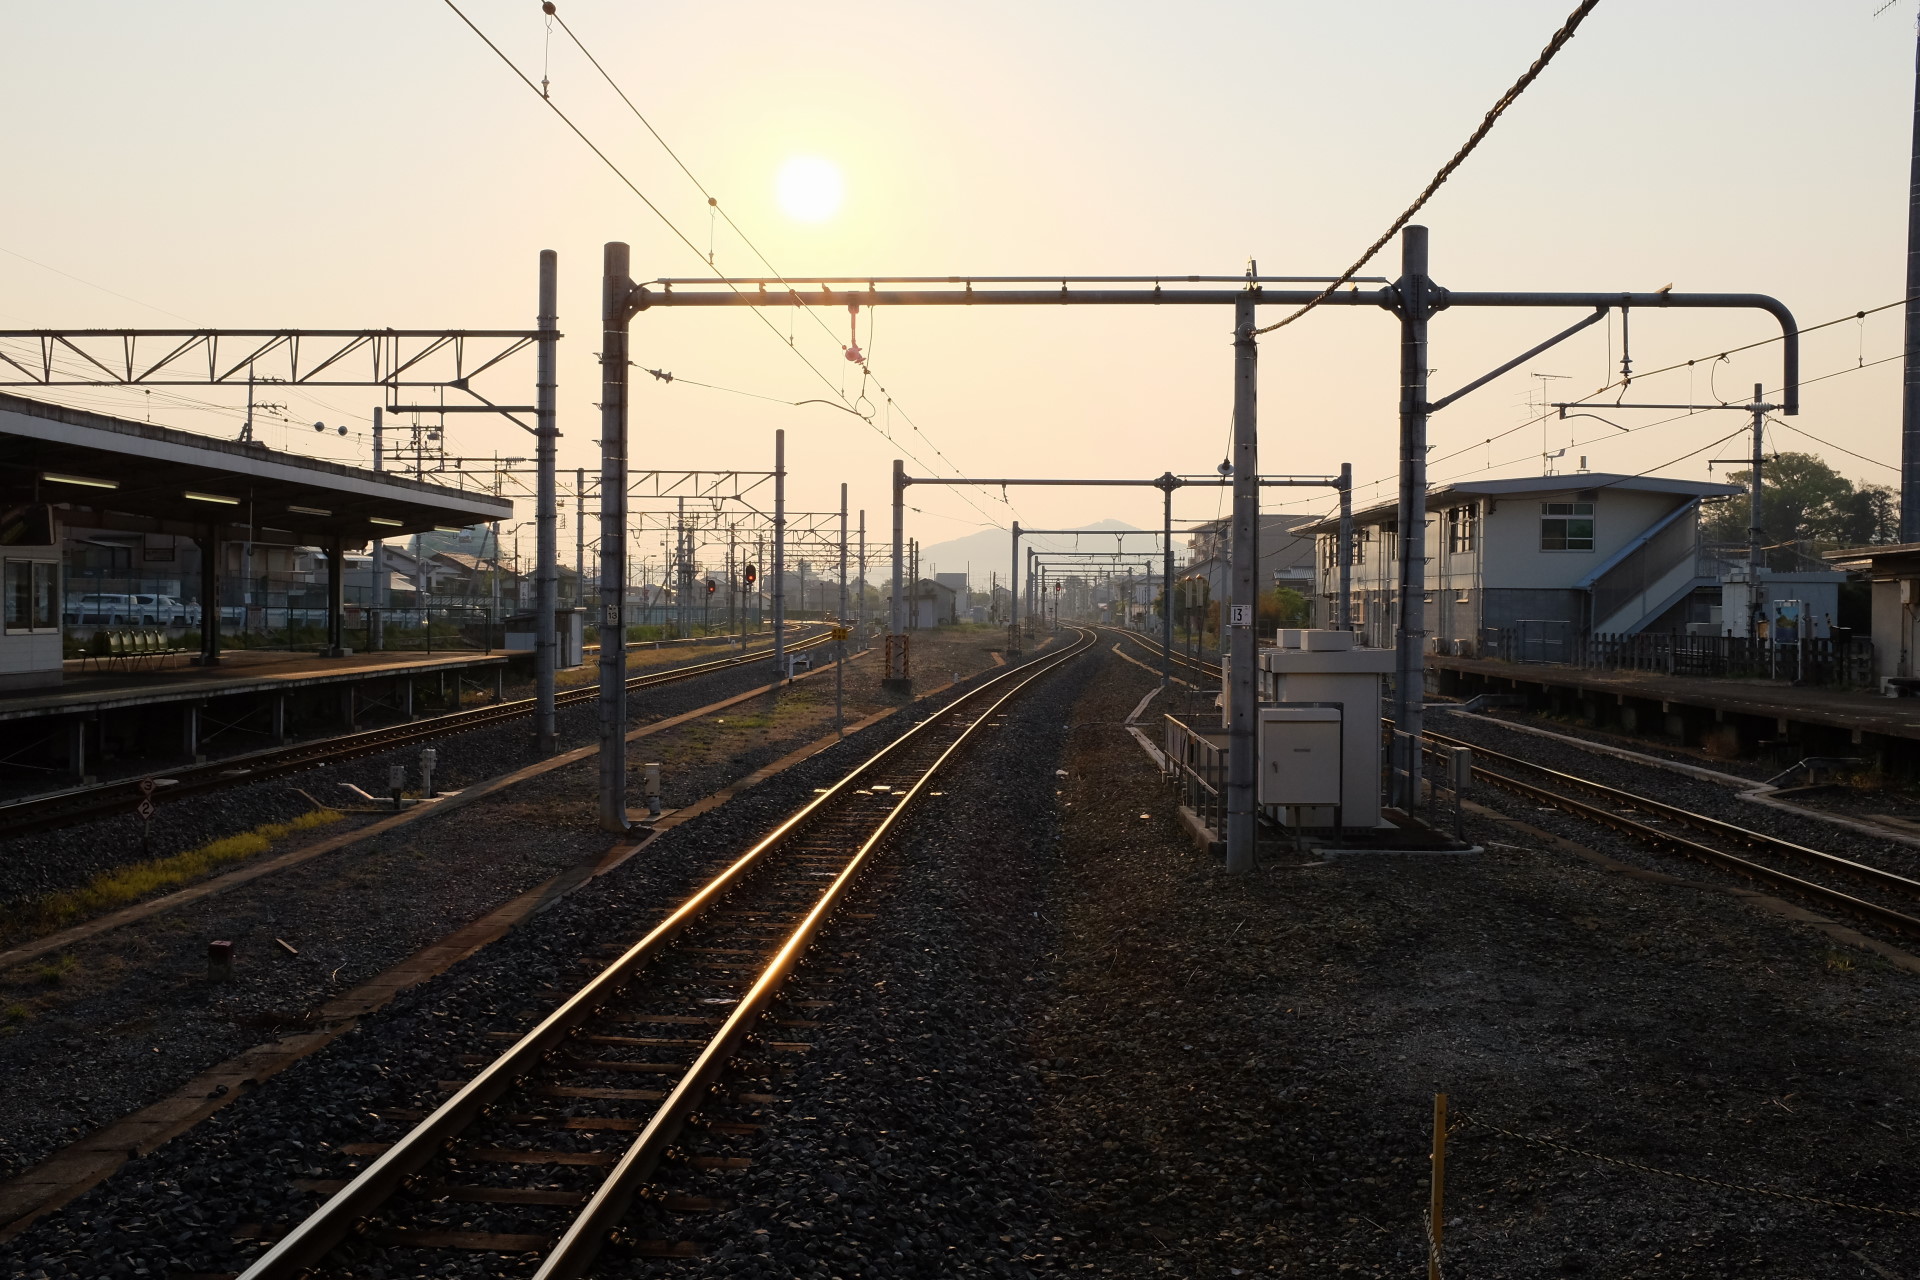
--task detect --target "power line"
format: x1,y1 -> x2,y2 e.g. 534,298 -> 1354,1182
1773,420 -> 1900,473
546,3 -> 1018,519
1425,299 -> 1906,473
445,1 -> 1015,528
1253,0 -> 1601,336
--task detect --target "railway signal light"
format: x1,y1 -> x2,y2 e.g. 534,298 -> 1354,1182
706,579 -> 717,595
743,563 -> 758,585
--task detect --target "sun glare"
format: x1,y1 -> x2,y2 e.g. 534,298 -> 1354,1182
776,155 -> 844,223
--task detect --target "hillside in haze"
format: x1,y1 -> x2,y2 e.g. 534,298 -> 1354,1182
914,519 -> 1145,590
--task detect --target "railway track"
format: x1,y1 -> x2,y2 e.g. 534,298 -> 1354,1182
233,626 -> 1096,1279
1420,726 -> 1920,939
1107,627 -> 1920,938
0,629 -> 832,840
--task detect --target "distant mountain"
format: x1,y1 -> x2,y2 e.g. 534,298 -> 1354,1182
911,519 -> 1144,590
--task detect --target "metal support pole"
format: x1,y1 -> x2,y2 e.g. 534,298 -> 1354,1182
1225,292 -> 1260,874
575,467 -> 587,608
886,458 -> 908,688
1337,461 -> 1353,631
1009,520 -> 1021,655
857,508 -> 867,650
325,533 -> 345,657
597,241 -> 634,832
773,429 -> 787,672
1748,384 -> 1766,576
534,248 -> 560,755
1159,475 -> 1174,686
1390,226 -> 1436,811
837,482 -> 848,736
370,407 -> 385,652
195,526 -> 221,666
1904,14 -> 1920,541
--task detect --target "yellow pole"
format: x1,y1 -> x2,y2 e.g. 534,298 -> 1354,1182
1429,1092 -> 1448,1280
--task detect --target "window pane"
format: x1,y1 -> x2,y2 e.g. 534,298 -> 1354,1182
33,562 -> 57,628
4,562 -> 27,630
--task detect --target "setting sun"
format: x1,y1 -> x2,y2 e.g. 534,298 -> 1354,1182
775,154 -> 843,222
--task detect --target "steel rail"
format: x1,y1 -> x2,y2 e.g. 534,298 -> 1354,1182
235,628 -> 1095,1279
0,630 -> 832,839
538,625 -> 1096,1277
1420,728 -> 1920,906
1438,745 -> 1920,940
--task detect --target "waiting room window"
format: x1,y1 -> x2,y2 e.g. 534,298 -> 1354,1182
4,560 -> 57,632
1540,501 -> 1595,551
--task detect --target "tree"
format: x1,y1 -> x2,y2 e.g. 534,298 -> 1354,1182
1700,451 -> 1896,552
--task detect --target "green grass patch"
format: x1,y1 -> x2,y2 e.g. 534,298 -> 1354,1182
0,809 -> 344,943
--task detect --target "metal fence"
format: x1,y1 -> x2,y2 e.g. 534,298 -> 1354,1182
1161,714 -> 1227,838
1475,627 -> 1874,688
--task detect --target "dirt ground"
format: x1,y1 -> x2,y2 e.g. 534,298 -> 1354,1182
1028,644 -> 1920,1279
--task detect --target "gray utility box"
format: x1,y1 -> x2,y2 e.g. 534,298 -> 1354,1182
503,607 -> 586,668
1257,628 -> 1394,829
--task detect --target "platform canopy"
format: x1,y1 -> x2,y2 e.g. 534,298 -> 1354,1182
0,393 -> 510,547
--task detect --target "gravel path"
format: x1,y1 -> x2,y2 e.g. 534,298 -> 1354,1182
1027,652 -> 1920,1278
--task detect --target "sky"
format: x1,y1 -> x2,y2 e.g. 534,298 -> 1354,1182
3,1 -> 1915,581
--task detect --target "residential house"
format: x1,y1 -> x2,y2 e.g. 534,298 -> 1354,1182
1184,513 -> 1316,603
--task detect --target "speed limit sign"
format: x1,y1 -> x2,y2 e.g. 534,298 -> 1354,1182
136,798 -> 156,821
138,776 -> 156,797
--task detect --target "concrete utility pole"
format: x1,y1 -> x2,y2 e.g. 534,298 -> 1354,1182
1225,293 -> 1259,874
1388,227 -> 1438,811
597,241 -> 635,832
773,429 -> 786,672
837,482 -> 848,736
1903,15 -> 1920,541
534,248 -> 560,754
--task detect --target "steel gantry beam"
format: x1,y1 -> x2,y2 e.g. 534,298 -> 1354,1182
610,243 -> 1799,873
0,258 -> 566,757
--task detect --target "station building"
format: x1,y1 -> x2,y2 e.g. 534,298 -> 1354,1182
1302,473 -> 1753,656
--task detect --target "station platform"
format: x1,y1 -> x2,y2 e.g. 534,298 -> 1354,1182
1428,653 -> 1920,766
0,649 -> 507,786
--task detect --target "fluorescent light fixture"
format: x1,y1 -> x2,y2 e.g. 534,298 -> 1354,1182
287,504 -> 332,517
434,526 -> 464,533
183,490 -> 239,505
368,516 -> 403,527
43,471 -> 118,490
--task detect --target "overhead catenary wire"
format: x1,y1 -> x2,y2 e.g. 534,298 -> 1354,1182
440,1 -> 1014,532
477,2 -> 1017,525
1253,0 -> 1602,336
